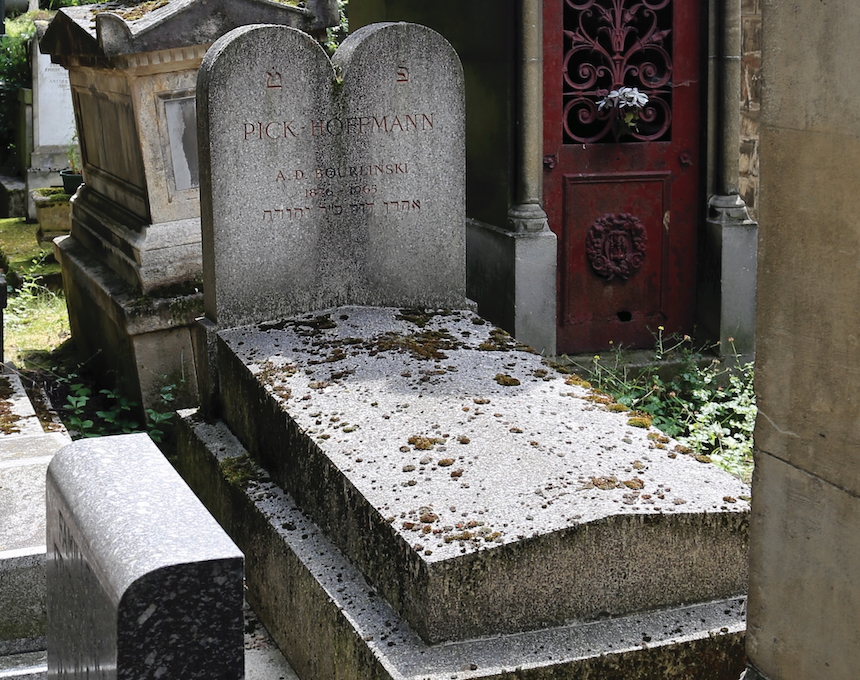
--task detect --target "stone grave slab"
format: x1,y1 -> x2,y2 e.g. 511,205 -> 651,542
46,433 -> 244,679
177,405 -> 747,680
197,23 -> 465,328
213,306 -> 750,644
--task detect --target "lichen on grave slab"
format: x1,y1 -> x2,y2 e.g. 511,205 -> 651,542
215,305 -> 751,641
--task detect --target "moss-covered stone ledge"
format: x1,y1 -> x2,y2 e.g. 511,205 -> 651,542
54,234 -> 203,413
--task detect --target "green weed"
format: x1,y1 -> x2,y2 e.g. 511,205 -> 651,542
54,368 -> 178,442
4,269 -> 69,365
567,330 -> 755,482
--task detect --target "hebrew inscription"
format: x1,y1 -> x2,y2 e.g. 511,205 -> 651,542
198,22 -> 465,327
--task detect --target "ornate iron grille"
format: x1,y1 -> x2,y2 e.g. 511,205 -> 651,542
562,0 -> 673,144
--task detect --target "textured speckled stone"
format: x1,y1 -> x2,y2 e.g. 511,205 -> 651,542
46,433 -> 243,680
176,410 -> 748,680
214,306 -> 750,644
197,23 -> 465,328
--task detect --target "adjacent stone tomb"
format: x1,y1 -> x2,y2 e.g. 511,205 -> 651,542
46,433 -> 244,679
197,22 -> 466,328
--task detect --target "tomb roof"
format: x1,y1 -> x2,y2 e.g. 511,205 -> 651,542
40,0 -> 338,59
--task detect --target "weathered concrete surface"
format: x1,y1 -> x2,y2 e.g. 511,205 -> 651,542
0,373 -> 70,656
749,1 -> 860,678
206,306 -> 749,644
176,410 -> 747,680
748,453 -> 860,679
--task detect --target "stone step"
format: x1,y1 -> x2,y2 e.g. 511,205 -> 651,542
0,433 -> 70,465
176,411 -> 747,680
212,306 -> 750,644
0,434 -> 71,553
0,650 -> 46,680
0,394 -> 70,656
0,374 -> 52,440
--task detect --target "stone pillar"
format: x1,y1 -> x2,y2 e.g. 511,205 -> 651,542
507,0 -> 547,235
748,1 -> 860,678
502,0 -> 556,355
699,0 -> 757,358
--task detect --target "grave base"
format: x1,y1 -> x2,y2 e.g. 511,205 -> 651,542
25,164 -> 64,222
31,196 -> 70,247
54,234 -> 202,414
0,174 -> 26,219
176,411 -> 747,680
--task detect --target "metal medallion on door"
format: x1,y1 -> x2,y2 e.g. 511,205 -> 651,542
543,0 -> 701,353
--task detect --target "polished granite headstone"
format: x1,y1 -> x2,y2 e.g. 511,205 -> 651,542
197,23 -> 466,328
46,433 -> 243,680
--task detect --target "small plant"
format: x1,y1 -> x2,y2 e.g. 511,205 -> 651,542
324,0 -> 349,54
145,380 -> 178,443
94,387 -> 140,434
568,329 -> 756,482
50,365 -> 179,441
66,133 -> 81,174
64,381 -> 94,435
5,265 -> 65,334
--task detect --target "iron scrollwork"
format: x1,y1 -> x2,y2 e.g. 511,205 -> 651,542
563,0 -> 673,144
585,213 -> 648,280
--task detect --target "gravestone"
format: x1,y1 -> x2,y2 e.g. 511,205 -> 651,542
178,22 -> 750,680
26,23 -> 77,219
198,22 -> 465,328
46,433 -> 244,680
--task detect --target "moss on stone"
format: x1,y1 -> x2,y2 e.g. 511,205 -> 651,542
220,454 -> 259,488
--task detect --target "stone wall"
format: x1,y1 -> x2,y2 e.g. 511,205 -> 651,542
749,0 -> 860,677
740,0 -> 761,219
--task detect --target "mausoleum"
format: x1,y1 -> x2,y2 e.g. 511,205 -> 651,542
351,0 -> 758,358
39,0 -> 340,410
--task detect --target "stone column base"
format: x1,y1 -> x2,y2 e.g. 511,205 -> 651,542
466,218 -> 556,355
698,194 -> 758,359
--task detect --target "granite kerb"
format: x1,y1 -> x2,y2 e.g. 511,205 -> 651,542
213,305 -> 750,644
46,433 -> 244,679
176,410 -> 748,680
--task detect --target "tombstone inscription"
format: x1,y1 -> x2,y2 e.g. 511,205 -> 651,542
46,433 -> 244,680
197,23 -> 466,328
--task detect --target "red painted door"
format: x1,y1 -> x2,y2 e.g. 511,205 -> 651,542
543,0 -> 702,353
